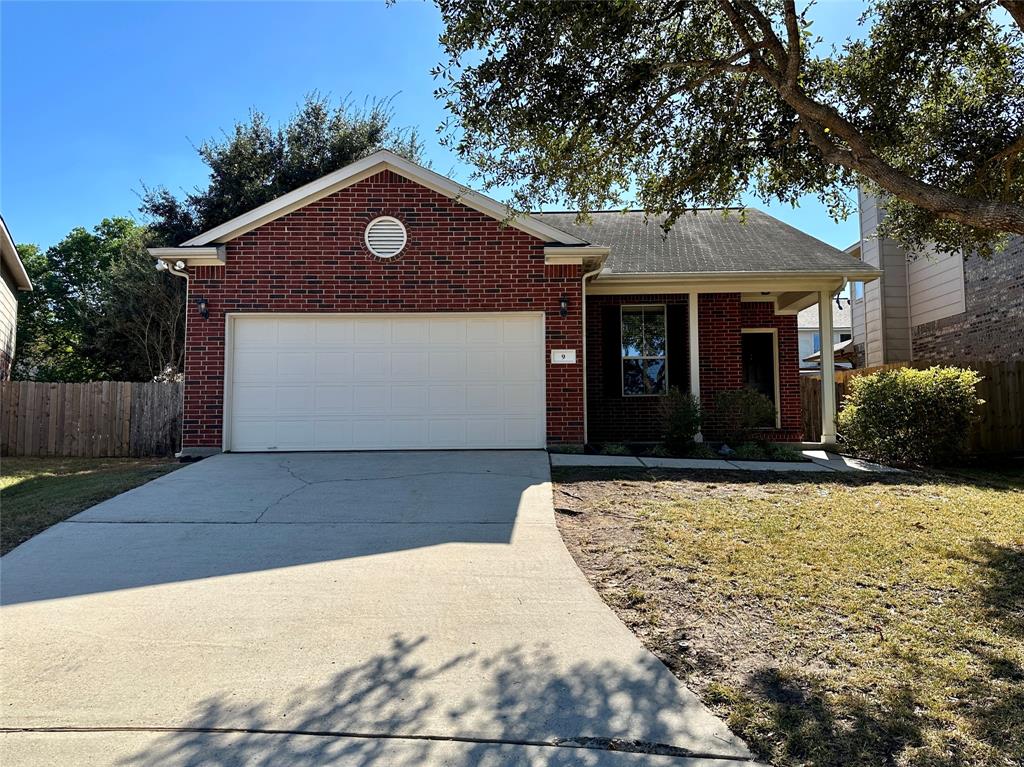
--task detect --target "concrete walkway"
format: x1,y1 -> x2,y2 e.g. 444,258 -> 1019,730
551,450 -> 899,473
0,451 -> 758,766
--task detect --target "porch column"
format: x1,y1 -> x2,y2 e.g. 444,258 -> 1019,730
688,291 -> 703,442
818,290 -> 837,445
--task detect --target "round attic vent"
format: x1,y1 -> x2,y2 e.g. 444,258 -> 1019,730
364,216 -> 407,258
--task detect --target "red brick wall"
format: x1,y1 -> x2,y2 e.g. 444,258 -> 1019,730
699,295 -> 803,441
585,293 -> 803,443
182,170 -> 585,450
586,293 -> 691,442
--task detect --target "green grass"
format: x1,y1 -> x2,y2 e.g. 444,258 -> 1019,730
553,467 -> 1024,767
1,457 -> 182,555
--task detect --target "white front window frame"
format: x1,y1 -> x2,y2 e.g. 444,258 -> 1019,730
620,304 -> 668,397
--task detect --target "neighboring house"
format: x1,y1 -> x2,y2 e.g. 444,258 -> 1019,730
0,215 -> 33,380
149,150 -> 878,453
797,297 -> 853,370
851,190 -> 1024,366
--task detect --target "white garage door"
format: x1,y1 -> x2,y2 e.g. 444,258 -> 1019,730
227,313 -> 546,451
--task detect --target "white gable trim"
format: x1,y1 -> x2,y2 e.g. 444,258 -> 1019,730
181,150 -> 587,247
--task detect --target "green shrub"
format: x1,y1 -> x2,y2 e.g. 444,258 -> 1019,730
764,443 -> 806,462
714,387 -> 776,443
660,387 -> 703,454
837,366 -> 983,466
600,442 -> 631,456
647,444 -> 673,458
685,444 -> 719,460
548,443 -> 584,454
732,442 -> 768,461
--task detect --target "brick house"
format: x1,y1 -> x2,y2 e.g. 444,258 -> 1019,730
150,151 -> 877,455
851,191 -> 1024,366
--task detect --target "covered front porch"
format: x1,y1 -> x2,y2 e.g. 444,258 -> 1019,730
583,273 -> 860,446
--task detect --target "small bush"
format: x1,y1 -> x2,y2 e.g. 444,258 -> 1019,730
600,442 -> 631,456
837,366 -> 983,466
548,443 -> 584,454
647,444 -> 673,458
686,444 -> 719,460
732,442 -> 768,461
714,387 -> 776,443
764,443 -> 806,462
660,387 -> 703,455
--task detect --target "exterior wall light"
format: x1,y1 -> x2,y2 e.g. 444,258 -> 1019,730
559,295 -> 569,318
195,296 -> 209,319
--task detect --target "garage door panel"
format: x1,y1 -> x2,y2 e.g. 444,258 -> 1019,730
278,319 -> 317,344
467,384 -> 501,411
503,350 -> 540,380
391,385 -> 428,411
315,319 -> 354,345
276,386 -> 314,412
354,318 -> 390,344
428,318 -> 467,344
314,385 -> 353,411
229,314 -> 545,451
391,351 -> 428,378
277,352 -> 315,380
353,386 -> 388,410
353,352 -> 387,379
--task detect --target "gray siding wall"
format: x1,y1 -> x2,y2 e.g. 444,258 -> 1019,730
908,244 -> 966,327
857,190 -> 911,365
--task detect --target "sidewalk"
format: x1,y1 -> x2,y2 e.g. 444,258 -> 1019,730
550,450 -> 900,473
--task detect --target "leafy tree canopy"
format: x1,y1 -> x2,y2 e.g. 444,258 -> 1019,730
141,93 -> 424,244
13,218 -> 185,382
433,0 -> 1024,257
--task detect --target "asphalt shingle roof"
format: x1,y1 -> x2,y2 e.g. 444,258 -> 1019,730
534,209 -> 877,276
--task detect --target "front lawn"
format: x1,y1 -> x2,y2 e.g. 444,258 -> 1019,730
553,466 -> 1024,767
1,457 -> 182,555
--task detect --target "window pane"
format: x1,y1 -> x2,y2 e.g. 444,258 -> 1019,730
812,332 -> 821,352
644,359 -> 666,394
623,359 -> 645,395
621,309 -> 644,357
643,308 -> 666,356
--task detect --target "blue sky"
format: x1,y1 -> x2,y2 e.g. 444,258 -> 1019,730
2,0 -> 864,251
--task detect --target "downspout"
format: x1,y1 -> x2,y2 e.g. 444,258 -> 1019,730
580,264 -> 604,446
155,259 -> 189,458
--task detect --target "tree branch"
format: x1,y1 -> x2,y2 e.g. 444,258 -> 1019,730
716,0 -> 1024,234
999,0 -> 1024,31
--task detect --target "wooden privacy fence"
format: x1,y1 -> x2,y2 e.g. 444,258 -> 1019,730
801,360 -> 1024,454
1,381 -> 183,458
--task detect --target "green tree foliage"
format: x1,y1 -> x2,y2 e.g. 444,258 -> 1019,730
141,93 -> 424,244
13,219 -> 185,382
433,0 -> 1024,257
837,366 -> 983,465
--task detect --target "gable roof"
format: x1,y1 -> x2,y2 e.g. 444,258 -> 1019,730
798,298 -> 853,330
0,215 -> 32,291
181,150 -> 585,247
533,209 -> 879,278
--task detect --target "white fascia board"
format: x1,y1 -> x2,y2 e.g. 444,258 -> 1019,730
543,245 -> 610,266
0,215 -> 32,290
149,246 -> 226,267
181,149 -> 587,247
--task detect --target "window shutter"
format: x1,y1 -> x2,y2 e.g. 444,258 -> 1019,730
666,303 -> 687,393
602,305 -> 622,397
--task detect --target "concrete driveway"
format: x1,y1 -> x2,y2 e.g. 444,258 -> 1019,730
1,451 -> 755,766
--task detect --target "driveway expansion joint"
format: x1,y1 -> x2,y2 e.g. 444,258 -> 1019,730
0,726 -> 760,763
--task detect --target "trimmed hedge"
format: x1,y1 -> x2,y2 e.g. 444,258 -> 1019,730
837,366 -> 983,466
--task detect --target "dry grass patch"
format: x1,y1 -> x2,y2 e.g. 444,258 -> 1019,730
553,466 -> 1024,767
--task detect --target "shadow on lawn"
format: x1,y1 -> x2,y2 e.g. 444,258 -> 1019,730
117,634 -> 742,766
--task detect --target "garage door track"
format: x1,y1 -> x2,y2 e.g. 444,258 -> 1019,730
1,451 -> 755,765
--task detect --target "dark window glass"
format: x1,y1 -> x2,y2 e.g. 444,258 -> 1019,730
621,306 -> 667,395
